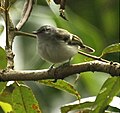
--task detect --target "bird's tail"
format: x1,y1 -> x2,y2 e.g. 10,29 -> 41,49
80,45 -> 95,53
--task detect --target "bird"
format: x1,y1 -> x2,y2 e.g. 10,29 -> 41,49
33,25 -> 95,65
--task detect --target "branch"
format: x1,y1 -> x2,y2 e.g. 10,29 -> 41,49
3,1 -> 15,70
78,51 -> 109,63
5,0 -> 9,48
0,61 -> 119,81
14,31 -> 36,38
15,0 -> 34,30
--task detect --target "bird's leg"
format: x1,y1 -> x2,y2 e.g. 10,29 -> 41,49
52,58 -> 72,82
65,58 -> 71,66
59,58 -> 71,68
48,64 -> 58,82
49,58 -> 71,82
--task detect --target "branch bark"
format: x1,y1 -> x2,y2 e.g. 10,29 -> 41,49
0,60 -> 120,81
4,0 -> 15,70
14,31 -> 36,38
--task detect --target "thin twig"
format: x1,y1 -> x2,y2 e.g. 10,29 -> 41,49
16,0 -> 34,30
78,51 -> 110,63
14,31 -> 36,38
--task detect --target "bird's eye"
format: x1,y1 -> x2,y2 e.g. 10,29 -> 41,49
45,27 -> 50,31
38,26 -> 52,33
43,27 -> 51,34
40,28 -> 50,33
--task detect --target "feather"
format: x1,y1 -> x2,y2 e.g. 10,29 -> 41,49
55,28 -> 95,53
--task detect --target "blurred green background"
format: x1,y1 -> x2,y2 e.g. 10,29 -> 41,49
8,0 -> 120,113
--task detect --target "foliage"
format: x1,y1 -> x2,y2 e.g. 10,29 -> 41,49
0,0 -> 119,113
0,47 -> 7,69
0,83 -> 41,113
61,96 -> 120,113
0,24 -> 4,35
101,43 -> 120,57
39,80 -> 80,100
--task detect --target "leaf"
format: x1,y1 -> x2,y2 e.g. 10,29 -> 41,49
0,85 -> 15,113
0,82 -> 7,93
91,77 -> 120,113
101,43 -> 120,57
61,96 -> 120,113
12,84 -> 41,113
0,47 -> 7,69
0,101 -> 13,113
0,25 -> 4,35
61,101 -> 93,113
39,80 -> 80,100
0,83 -> 41,113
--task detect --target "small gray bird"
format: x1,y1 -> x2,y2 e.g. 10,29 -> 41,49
33,25 -> 95,64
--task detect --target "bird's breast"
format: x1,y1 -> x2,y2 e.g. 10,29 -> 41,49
37,39 -> 78,63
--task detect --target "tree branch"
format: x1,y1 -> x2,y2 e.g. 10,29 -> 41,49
15,0 -> 34,30
0,61 -> 119,81
78,51 -> 109,63
3,1 -> 15,70
14,31 -> 36,38
5,0 -> 9,48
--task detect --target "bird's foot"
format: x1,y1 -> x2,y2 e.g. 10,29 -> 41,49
48,64 -> 58,82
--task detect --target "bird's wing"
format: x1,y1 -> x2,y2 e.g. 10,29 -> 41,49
55,28 -> 95,53
55,28 -> 71,42
69,34 -> 84,46
55,28 -> 84,45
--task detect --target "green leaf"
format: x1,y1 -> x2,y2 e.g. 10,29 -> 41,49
0,25 -> 4,35
91,77 -> 120,113
61,96 -> 120,113
39,80 -> 80,100
12,84 -> 41,113
0,83 -> 41,113
0,85 -> 15,103
0,82 -> 7,93
0,101 -> 13,113
0,84 -> 15,113
101,43 -> 120,57
61,101 -> 93,113
0,47 -> 7,69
